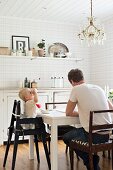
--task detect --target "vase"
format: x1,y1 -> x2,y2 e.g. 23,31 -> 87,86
38,49 -> 45,57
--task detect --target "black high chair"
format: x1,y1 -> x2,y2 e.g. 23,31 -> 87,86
3,100 -> 51,170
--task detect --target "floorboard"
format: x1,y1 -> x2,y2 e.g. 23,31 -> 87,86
0,140 -> 112,170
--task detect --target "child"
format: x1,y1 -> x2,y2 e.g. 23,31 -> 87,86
19,88 -> 38,118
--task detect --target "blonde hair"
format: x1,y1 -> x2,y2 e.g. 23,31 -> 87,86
19,88 -> 29,101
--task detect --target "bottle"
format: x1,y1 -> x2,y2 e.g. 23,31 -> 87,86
31,79 -> 38,88
24,77 -> 28,87
59,77 -> 62,88
51,77 -> 55,88
61,77 -> 64,88
54,77 -> 60,88
28,80 -> 31,88
54,77 -> 57,87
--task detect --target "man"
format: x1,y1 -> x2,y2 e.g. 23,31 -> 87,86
63,69 -> 113,170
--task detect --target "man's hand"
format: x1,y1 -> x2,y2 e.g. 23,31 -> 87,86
66,100 -> 79,117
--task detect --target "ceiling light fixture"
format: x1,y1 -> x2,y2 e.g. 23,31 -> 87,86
78,0 -> 106,46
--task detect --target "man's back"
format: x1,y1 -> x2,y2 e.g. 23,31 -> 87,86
69,83 -> 112,131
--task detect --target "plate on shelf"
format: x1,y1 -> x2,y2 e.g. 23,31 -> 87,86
48,43 -> 69,58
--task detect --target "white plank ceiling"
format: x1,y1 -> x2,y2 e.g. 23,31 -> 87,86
0,0 -> 113,24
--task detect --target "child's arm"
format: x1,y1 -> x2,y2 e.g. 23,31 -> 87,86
32,88 -> 38,103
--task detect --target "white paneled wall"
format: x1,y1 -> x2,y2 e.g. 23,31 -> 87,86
1,57 -> 89,89
90,18 -> 113,89
0,16 -> 90,89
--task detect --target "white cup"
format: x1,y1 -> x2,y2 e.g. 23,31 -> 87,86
28,50 -> 32,56
11,51 -> 16,56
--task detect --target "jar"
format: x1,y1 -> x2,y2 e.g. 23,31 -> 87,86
16,50 -> 22,56
27,50 -> 32,56
31,79 -> 38,88
11,50 -> 16,56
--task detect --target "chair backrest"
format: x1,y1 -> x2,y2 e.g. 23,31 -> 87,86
89,110 -> 113,146
45,102 -> 67,110
9,100 -> 18,128
13,100 -> 18,114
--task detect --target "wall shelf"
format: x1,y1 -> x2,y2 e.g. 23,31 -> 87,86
31,56 -> 83,61
0,55 -> 83,61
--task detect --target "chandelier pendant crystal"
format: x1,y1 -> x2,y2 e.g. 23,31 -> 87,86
78,0 -> 106,46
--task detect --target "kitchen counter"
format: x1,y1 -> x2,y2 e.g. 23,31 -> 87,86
0,87 -> 71,92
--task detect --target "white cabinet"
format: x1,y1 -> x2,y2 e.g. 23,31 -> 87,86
53,91 -> 70,109
38,92 -> 51,109
53,91 -> 70,102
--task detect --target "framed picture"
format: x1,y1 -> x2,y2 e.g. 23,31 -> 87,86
12,35 -> 30,53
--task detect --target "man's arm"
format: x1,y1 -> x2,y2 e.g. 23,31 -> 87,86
66,100 -> 79,117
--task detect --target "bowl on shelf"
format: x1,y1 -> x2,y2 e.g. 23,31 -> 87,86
65,52 -> 72,58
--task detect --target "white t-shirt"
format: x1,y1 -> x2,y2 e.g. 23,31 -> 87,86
69,83 -> 112,132
24,100 -> 37,118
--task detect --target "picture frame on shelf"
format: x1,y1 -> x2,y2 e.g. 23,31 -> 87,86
12,35 -> 30,53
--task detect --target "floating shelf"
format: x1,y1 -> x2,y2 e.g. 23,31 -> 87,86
30,56 -> 83,61
0,55 -> 83,61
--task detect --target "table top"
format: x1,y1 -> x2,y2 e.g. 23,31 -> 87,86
41,110 -> 80,125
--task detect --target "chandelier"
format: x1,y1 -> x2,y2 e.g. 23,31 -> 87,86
78,0 -> 106,46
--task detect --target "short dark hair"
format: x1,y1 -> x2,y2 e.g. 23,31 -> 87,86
68,69 -> 84,83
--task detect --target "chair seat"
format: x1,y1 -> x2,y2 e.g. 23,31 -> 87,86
70,139 -> 113,153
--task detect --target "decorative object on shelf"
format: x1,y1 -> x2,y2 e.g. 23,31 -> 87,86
104,85 -> 109,98
65,52 -> 72,58
16,50 -> 23,56
31,79 -> 38,88
31,48 -> 37,56
50,76 -> 64,88
48,43 -> 69,58
11,50 -> 16,56
26,50 -> 32,56
78,0 -> 106,46
0,47 -> 10,55
108,89 -> 113,102
12,35 -> 30,55
24,77 -> 30,88
37,39 -> 45,57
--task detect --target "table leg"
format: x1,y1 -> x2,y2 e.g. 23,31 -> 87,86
51,121 -> 58,170
29,135 -> 34,159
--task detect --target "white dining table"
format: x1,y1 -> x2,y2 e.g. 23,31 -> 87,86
29,110 -> 80,170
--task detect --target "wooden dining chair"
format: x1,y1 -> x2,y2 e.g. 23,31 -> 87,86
3,100 -> 51,170
69,109 -> 113,170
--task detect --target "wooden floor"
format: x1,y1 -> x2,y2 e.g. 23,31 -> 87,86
0,140 -> 112,170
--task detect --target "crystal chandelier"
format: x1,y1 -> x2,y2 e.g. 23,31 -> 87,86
78,0 -> 106,46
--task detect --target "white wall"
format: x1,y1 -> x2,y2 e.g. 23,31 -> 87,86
0,91 -> 3,145
0,16 -> 90,89
90,17 -> 113,89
